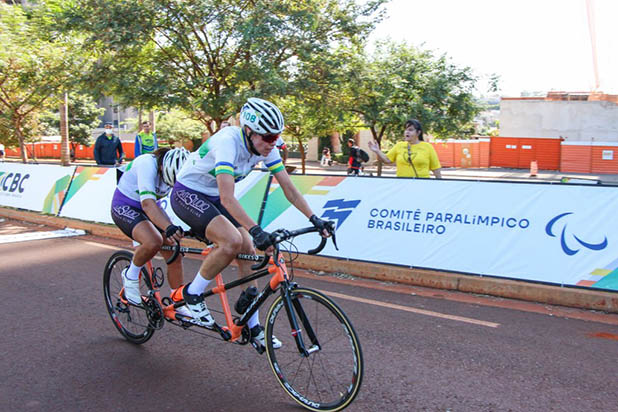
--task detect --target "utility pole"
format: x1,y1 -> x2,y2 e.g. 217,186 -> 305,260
585,0 -> 600,90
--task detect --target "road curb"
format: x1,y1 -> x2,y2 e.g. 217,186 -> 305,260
2,206 -> 616,313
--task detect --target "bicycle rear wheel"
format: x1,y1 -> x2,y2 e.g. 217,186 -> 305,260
265,288 -> 363,412
103,250 -> 154,344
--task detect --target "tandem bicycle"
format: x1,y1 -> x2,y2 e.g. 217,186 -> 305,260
102,224 -> 363,411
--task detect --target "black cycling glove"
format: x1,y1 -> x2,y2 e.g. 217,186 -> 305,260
310,215 -> 330,234
164,224 -> 182,238
249,225 -> 273,251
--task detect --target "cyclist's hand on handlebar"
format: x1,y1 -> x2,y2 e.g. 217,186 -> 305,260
164,224 -> 184,244
310,215 -> 333,238
249,225 -> 274,252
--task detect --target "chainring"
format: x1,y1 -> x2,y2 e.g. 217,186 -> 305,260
144,297 -> 164,330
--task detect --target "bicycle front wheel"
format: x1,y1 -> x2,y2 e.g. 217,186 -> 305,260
103,250 -> 154,344
265,288 -> 363,412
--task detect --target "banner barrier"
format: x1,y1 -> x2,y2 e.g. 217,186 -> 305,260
0,163 -> 76,214
262,175 -> 618,292
1,164 -> 616,292
58,166 -> 118,224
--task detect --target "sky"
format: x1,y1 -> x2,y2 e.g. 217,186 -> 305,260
369,0 -> 618,96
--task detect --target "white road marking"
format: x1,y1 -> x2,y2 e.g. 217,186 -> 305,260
82,240 -> 499,327
319,289 -> 501,328
0,228 -> 85,244
82,241 -> 164,260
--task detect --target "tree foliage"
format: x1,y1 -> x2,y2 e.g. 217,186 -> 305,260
40,92 -> 104,147
58,0 -> 386,135
278,45 -> 360,172
156,109 -> 207,149
345,41 -> 480,150
0,2 -> 92,162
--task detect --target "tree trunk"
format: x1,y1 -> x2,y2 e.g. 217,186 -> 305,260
297,136 -> 306,174
370,127 -> 383,176
15,117 -> 28,163
149,110 -> 156,133
60,93 -> 71,166
330,131 -> 341,153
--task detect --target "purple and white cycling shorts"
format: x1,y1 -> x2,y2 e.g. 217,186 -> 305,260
170,182 -> 240,238
110,189 -> 149,239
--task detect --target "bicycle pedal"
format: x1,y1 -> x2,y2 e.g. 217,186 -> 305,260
250,340 -> 266,354
212,323 -> 231,341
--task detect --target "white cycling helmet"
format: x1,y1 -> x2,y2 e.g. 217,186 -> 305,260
161,147 -> 190,186
240,97 -> 284,135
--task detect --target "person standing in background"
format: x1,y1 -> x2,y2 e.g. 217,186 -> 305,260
94,122 -> 125,166
0,142 -> 5,162
346,138 -> 362,176
320,147 -> 332,166
134,121 -> 158,157
368,118 -> 442,178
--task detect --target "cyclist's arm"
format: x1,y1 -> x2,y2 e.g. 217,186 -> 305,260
217,173 -> 257,230
141,199 -> 173,231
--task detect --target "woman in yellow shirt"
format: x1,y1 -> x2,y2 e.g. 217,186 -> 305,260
368,119 -> 442,178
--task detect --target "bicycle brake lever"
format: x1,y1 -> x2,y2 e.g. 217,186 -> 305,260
331,231 -> 339,251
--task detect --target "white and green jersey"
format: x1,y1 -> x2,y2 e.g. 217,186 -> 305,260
117,154 -> 171,203
176,126 -> 284,196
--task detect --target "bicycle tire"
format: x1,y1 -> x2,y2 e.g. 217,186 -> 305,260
103,250 -> 155,344
265,288 -> 363,412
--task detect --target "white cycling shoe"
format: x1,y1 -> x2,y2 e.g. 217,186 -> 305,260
251,325 -> 282,349
182,286 -> 215,327
121,268 -> 142,305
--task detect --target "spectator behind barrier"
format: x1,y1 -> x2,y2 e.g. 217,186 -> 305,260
368,119 -> 442,178
94,122 -> 125,166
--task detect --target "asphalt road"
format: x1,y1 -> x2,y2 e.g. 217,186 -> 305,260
1,219 -> 617,411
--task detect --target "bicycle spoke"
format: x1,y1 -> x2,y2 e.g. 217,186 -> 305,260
103,251 -> 155,344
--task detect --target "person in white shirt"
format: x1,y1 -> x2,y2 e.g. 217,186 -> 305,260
111,147 -> 189,307
169,97 -> 330,348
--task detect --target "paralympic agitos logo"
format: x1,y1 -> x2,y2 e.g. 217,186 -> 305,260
545,212 -> 608,256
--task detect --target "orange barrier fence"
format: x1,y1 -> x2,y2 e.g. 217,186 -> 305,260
3,142 -> 136,161
560,143 -> 618,174
431,139 -> 490,168
431,137 -> 618,174
4,138 -> 618,174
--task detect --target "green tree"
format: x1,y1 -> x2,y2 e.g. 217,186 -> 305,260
156,109 -> 207,150
57,0 -> 386,133
345,40 -> 480,175
0,2 -> 92,162
278,46 -> 359,174
41,92 -> 104,157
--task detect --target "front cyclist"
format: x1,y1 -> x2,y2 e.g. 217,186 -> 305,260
170,97 -> 330,348
112,147 -> 189,309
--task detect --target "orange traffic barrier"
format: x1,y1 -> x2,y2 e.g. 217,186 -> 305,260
529,160 -> 538,177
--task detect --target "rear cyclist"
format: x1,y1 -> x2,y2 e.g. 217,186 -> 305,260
111,147 -> 190,309
170,97 -> 330,348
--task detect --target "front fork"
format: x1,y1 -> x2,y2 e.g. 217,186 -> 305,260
281,284 -> 321,357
